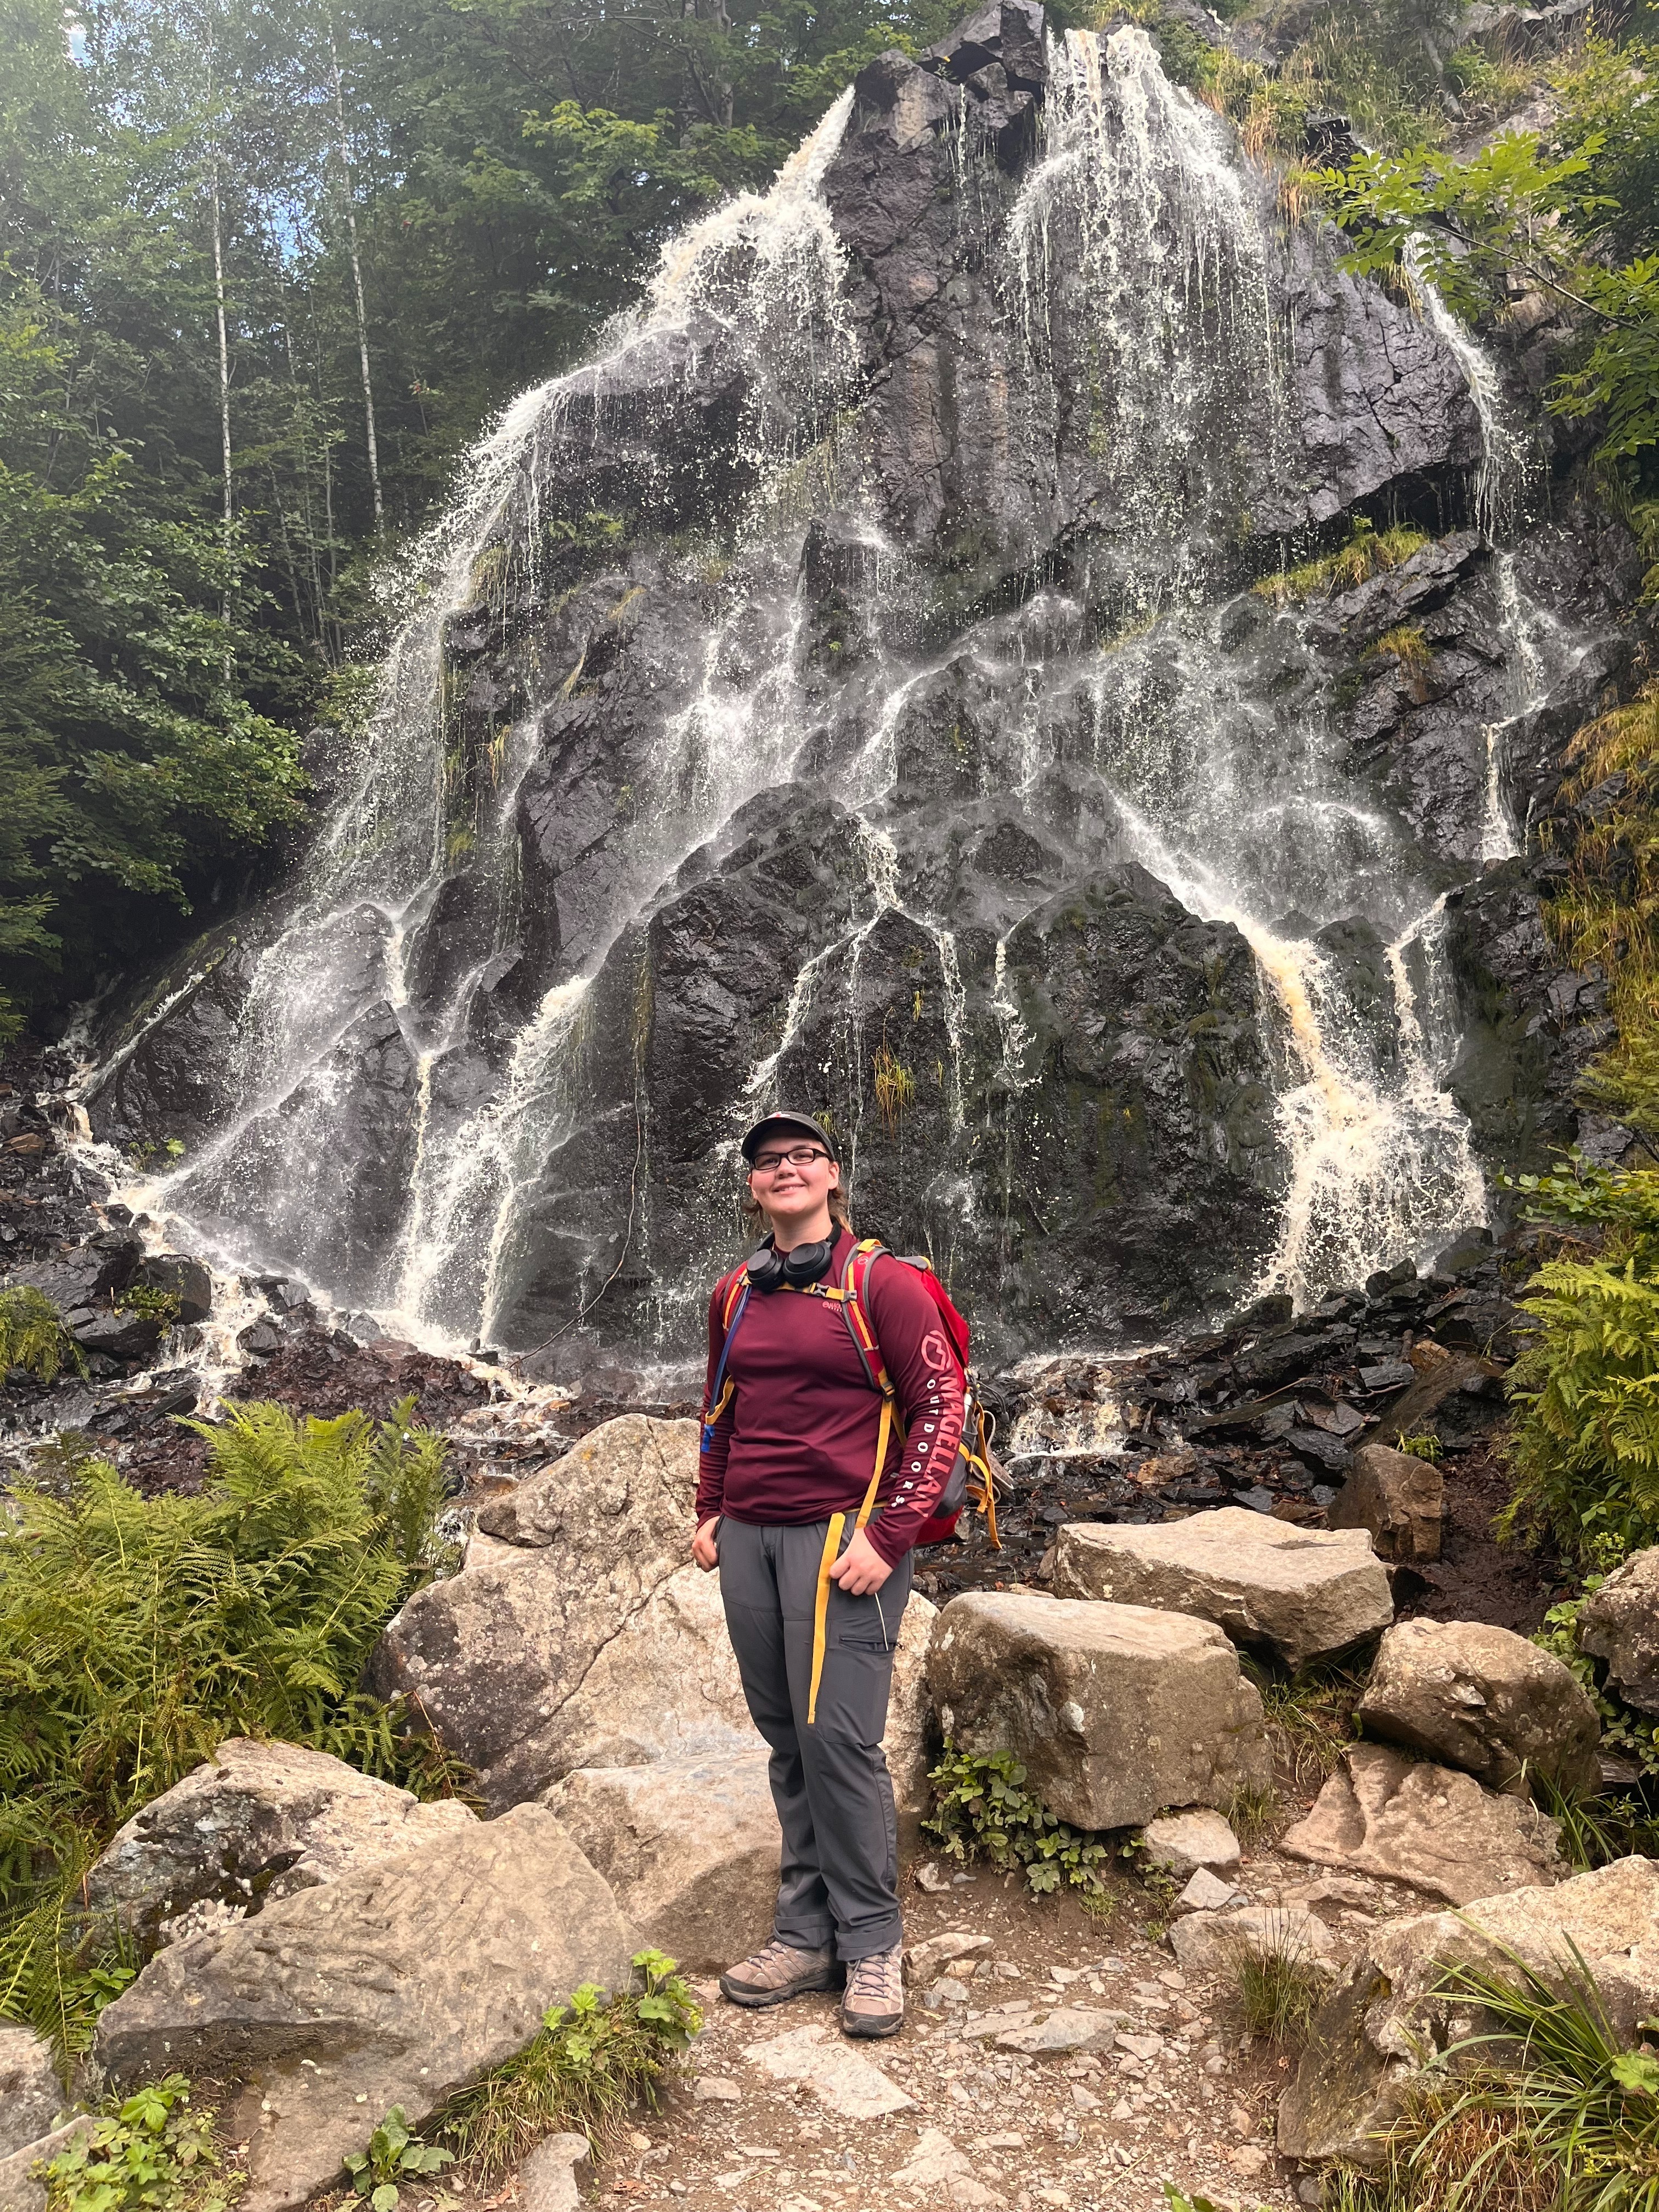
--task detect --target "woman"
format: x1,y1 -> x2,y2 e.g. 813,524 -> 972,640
693,1109 -> 965,2039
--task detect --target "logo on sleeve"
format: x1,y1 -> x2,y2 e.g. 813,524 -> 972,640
920,1328 -> 952,1371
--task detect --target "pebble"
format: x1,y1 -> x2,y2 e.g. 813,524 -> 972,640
692,2076 -> 743,2103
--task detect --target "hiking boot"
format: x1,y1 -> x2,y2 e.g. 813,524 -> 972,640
719,1938 -> 839,2008
839,1944 -> 904,2039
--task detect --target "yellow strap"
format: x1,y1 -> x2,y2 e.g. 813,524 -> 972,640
807,1397 -> 894,1724
808,1513 -> 845,1725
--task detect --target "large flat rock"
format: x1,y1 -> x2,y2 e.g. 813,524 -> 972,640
926,1592 -> 1270,1830
1358,1616 -> 1601,1796
368,1416 -> 759,1809
94,1804 -> 638,2212
1280,1741 -> 1563,1904
1053,1508 -> 1392,1669
545,1748 -> 780,1969
86,1736 -> 475,1951
1279,1857 -> 1659,2164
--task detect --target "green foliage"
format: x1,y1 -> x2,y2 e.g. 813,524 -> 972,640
1226,1777 -> 1282,1841
46,2073 -> 235,2212
1244,1656 -> 1364,1787
1253,518 -> 1430,607
923,1741 -> 1110,1894
0,1397 -> 464,2058
0,1286 -> 87,1383
1314,37 -> 1659,501
113,1284 -> 180,1325
1327,1939 -> 1659,2211
343,2108 -> 453,2212
435,1950 -> 701,2173
1501,1162 -> 1659,1568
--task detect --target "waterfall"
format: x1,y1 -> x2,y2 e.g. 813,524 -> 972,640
88,22 -> 1605,1359
101,91 -> 859,1344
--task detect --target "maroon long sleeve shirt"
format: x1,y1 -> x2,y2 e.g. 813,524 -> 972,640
696,1231 -> 967,1565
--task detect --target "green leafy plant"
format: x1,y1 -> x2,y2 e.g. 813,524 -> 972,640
923,1742 -> 1109,1894
0,1398 -> 466,2059
343,2107 -> 453,2212
1396,1431 -> 1446,1463
114,1283 -> 181,1325
0,1286 -> 87,1384
1536,1593 -> 1659,1795
45,2073 -> 235,2212
436,1950 -> 700,2174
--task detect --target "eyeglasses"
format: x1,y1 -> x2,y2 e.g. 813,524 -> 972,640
751,1146 -> 831,1173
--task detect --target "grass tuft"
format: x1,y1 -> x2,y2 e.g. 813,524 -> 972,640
1230,1937 -> 1322,2047
434,1950 -> 699,2175
1245,1657 -> 1364,1790
1330,1937 -> 1659,2212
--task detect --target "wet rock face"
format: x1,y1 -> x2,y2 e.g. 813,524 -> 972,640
78,7 -> 1639,1365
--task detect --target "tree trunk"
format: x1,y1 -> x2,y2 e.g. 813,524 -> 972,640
209,146 -> 234,676
330,21 -> 383,533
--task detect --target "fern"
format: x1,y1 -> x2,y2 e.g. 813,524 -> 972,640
0,1286 -> 87,1383
0,1397 -> 464,2058
1504,1256 -> 1659,1568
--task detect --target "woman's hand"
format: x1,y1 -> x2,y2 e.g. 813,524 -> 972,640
693,1515 -> 721,1571
828,1526 -> 891,1595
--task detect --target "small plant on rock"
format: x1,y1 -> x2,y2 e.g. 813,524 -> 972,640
924,1742 -> 1109,1895
343,2107 -> 453,2212
1326,1939 -> 1659,2211
0,1286 -> 86,1384
1395,1431 -> 1444,1463
114,1283 -> 181,1325
45,2073 -> 235,2212
435,1949 -> 699,2174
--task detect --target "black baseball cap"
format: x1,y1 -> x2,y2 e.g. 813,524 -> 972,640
740,1110 -> 840,1164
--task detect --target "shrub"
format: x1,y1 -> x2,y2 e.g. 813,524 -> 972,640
0,1286 -> 86,1384
0,1398 -> 466,2058
924,1742 -> 1110,1893
45,2073 -> 236,2212
1503,1249 -> 1659,1571
435,1949 -> 700,2173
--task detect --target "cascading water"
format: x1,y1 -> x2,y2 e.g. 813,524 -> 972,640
86,16 -> 1611,1363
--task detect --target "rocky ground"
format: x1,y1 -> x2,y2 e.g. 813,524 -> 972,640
567,1831 -> 1415,2212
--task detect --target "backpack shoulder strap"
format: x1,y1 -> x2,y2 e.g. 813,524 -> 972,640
838,1237 -> 894,1398
701,1269 -> 751,1454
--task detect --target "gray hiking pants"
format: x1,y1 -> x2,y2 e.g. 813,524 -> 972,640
716,1516 -> 912,1962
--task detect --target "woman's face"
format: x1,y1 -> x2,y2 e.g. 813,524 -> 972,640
748,1138 -> 839,1220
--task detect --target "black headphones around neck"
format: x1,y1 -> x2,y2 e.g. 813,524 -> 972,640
746,1232 -> 839,1293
